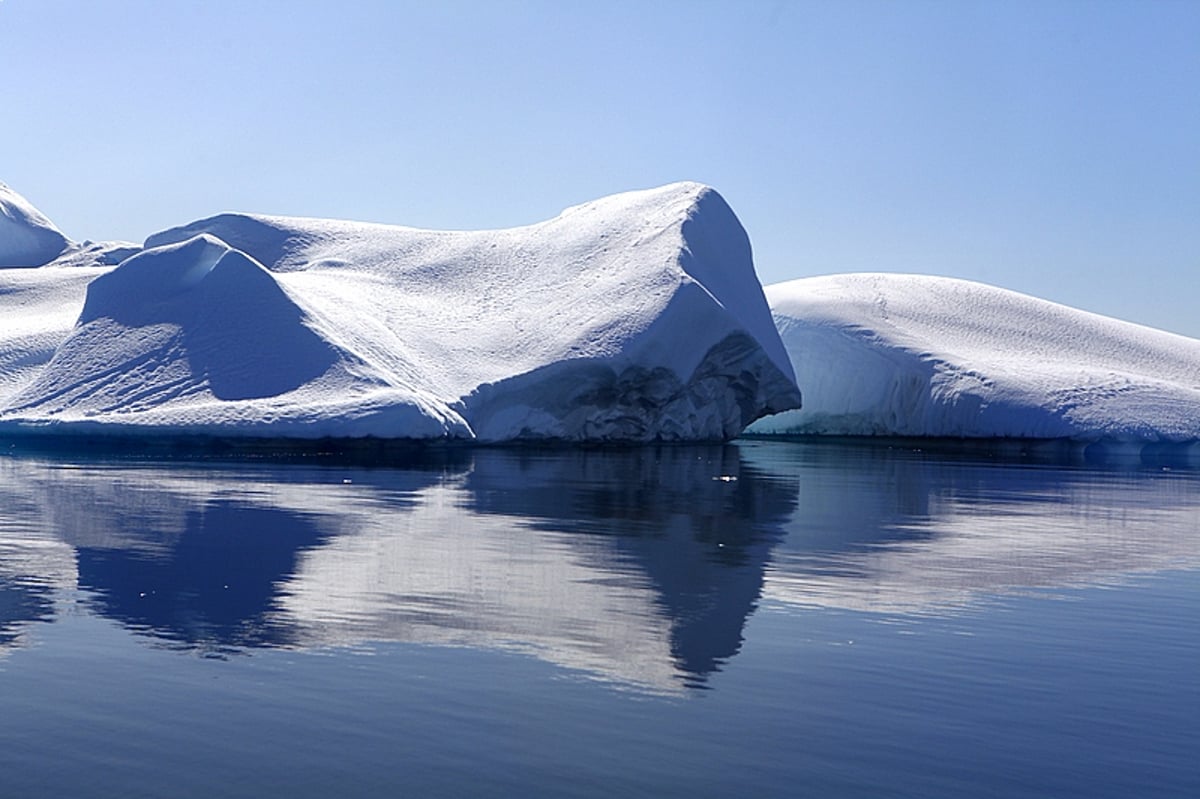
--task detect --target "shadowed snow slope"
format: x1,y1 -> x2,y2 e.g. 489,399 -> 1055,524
748,273 -> 1200,442
0,182 -> 69,268
1,182 -> 799,442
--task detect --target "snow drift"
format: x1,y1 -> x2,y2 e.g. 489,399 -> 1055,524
0,182 -> 800,442
748,273 -> 1200,442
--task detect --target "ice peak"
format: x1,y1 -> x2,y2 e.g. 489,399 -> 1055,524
0,181 -> 71,268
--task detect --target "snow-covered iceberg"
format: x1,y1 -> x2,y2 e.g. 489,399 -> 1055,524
0,182 -> 70,268
0,182 -> 136,270
748,273 -> 1200,442
0,182 -> 800,443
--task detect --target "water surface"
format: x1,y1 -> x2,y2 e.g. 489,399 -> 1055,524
0,441 -> 1196,797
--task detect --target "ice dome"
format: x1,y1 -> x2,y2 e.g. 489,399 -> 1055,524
749,273 -> 1200,443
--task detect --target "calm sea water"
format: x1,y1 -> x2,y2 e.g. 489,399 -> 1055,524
0,440 -> 1196,798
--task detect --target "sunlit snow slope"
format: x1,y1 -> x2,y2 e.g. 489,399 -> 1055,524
748,273 -> 1200,442
1,182 -> 800,442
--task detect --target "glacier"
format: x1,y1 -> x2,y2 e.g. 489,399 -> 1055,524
748,273 -> 1200,443
0,181 -> 800,443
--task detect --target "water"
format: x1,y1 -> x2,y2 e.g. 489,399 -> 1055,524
0,440 -> 1197,797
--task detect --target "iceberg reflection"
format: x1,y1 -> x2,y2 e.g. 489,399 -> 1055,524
276,447 -> 797,688
0,447 -> 795,692
2,441 -> 1198,690
0,478 -> 76,650
740,441 -> 1200,613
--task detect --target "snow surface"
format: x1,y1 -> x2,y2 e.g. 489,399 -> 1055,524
748,273 -> 1200,442
0,182 -> 70,267
0,264 -> 110,405
0,181 -> 800,442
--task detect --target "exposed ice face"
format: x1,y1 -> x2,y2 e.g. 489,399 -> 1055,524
0,182 -> 799,442
463,330 -> 798,442
0,182 -> 70,268
749,273 -> 1200,442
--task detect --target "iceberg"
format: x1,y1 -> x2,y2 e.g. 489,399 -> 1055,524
748,273 -> 1200,442
0,182 -> 70,268
0,181 -> 800,443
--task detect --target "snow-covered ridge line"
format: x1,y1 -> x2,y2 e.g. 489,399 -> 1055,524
0,181 -> 800,443
749,273 -> 1200,443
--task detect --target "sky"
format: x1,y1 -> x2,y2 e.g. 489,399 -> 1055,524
2,0 -> 1198,337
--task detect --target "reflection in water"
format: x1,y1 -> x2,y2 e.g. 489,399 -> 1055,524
457,448 -> 797,678
740,441 -> 1200,613
0,497 -> 74,650
0,577 -> 55,647
0,446 -> 796,692
1,441 -> 1198,690
75,503 -> 334,650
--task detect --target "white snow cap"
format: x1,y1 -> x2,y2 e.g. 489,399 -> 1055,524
749,273 -> 1200,442
0,182 -> 70,267
1,182 -> 800,442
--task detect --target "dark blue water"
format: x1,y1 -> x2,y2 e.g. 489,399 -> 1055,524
0,441 -> 1196,797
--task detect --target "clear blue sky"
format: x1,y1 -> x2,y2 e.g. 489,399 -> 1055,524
3,0 -> 1197,336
